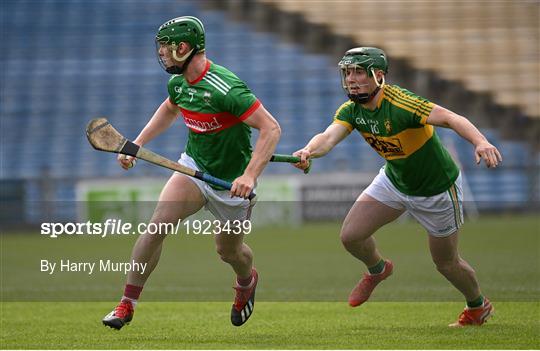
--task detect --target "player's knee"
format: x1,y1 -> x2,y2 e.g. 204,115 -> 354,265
149,203 -> 184,227
340,225 -> 364,247
147,213 -> 178,231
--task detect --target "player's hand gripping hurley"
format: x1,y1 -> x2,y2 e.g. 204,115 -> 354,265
269,154 -> 312,174
86,118 -> 257,200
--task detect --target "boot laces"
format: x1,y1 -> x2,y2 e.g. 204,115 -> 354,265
115,300 -> 133,318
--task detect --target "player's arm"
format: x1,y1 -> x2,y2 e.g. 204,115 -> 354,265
118,98 -> 181,170
293,123 -> 350,170
426,105 -> 502,168
231,104 -> 281,199
133,98 -> 181,146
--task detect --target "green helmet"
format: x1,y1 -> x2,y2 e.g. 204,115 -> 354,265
156,16 -> 205,51
338,47 -> 388,104
338,47 -> 388,77
155,16 -> 205,74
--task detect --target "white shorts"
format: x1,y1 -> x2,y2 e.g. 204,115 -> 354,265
363,167 -> 464,237
176,153 -> 254,222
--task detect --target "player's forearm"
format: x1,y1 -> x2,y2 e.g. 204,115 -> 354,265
304,133 -> 335,158
243,123 -> 281,179
133,100 -> 178,146
447,114 -> 488,147
429,106 -> 488,147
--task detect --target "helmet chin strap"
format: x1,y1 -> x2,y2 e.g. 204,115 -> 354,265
166,47 -> 197,74
172,48 -> 194,62
348,69 -> 384,104
347,88 -> 379,104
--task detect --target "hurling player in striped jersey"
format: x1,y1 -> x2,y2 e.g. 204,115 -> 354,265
102,16 -> 281,329
293,47 -> 502,327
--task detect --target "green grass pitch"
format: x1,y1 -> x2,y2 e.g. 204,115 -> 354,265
1,214 -> 539,348
2,302 -> 538,349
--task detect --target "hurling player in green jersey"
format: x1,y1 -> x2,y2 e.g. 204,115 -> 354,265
103,16 -> 281,329
294,47 -> 502,327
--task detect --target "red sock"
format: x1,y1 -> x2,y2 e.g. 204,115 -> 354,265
124,284 -> 143,300
237,272 -> 253,287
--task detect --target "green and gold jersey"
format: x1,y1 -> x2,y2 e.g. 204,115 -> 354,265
167,60 -> 261,185
333,85 -> 459,196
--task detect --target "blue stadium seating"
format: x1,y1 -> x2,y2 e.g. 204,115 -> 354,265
0,0 -> 534,213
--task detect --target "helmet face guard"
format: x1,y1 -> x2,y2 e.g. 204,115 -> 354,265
155,16 -> 205,74
155,41 -> 195,74
338,47 -> 388,104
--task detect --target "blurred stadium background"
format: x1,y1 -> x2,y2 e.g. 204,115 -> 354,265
1,3 -> 539,348
1,0 -> 539,226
